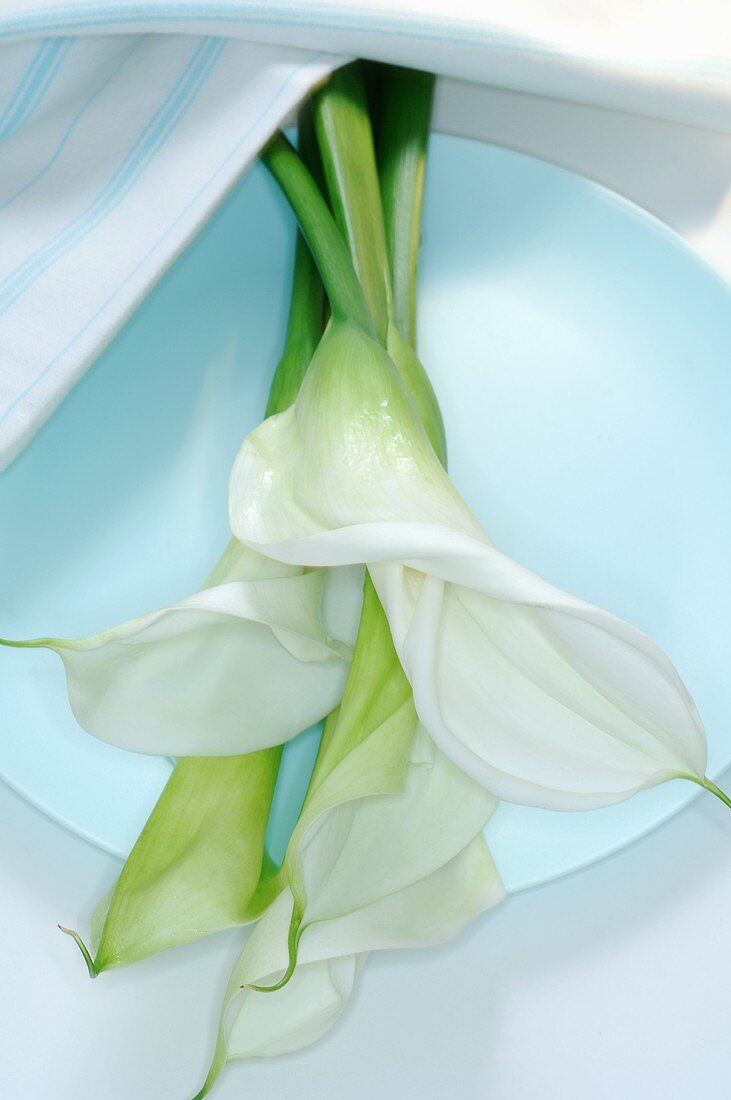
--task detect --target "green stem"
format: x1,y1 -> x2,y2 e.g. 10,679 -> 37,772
702,777 -> 731,810
265,238 -> 322,418
261,132 -> 375,338
265,107 -> 325,417
313,63 -> 392,344
371,64 -> 446,465
684,773 -> 731,810
376,66 -> 436,348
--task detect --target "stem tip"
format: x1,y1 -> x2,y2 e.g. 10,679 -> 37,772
58,925 -> 98,978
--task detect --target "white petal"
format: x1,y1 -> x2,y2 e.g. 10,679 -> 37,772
293,722 -> 498,924
371,537 -> 707,809
214,890 -> 364,1064
3,567 -> 357,756
209,836 -> 502,1069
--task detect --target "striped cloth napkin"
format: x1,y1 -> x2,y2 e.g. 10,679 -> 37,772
0,1 -> 729,468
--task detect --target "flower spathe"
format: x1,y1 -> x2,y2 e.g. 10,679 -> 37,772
198,836 -> 500,1090
195,696 -> 502,1095
85,754 -> 283,973
229,320 -> 708,811
1,543 -> 362,757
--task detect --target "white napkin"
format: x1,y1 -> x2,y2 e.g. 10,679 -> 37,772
0,1 -> 729,469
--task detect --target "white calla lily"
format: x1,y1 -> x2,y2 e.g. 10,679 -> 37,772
285,719 -> 499,941
195,676 -> 502,1096
229,320 -> 709,811
1,543 -> 362,756
197,836 -> 500,1093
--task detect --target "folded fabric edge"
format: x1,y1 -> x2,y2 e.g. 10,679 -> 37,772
0,44 -> 347,471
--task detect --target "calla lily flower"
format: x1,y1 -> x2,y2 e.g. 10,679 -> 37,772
1,542 -> 362,756
197,837 -> 500,1093
229,319 -> 710,812
195,620 -> 502,1097
63,753 -> 283,975
281,720 -> 498,957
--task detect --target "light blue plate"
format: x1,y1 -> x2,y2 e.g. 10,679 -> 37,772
1,135 -> 729,893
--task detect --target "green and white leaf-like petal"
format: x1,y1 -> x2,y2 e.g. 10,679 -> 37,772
1,544 -> 361,757
229,320 -> 709,810
289,721 -> 497,926
87,753 -> 283,972
196,835 -> 502,1094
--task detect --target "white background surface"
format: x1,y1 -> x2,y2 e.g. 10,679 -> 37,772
2,768 -> 730,1098
2,84 -> 731,1099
